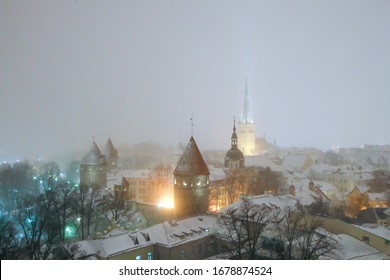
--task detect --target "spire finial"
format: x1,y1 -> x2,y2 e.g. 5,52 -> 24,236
233,116 -> 236,132
190,114 -> 194,137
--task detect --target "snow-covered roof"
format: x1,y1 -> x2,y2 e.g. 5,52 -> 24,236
282,154 -> 312,171
316,182 -> 337,192
356,185 -> 370,194
222,191 -> 320,213
147,215 -> 217,246
354,225 -> 390,241
75,214 -> 217,259
367,192 -> 386,201
80,142 -> 106,166
174,137 -> 210,177
245,155 -> 283,172
334,234 -> 390,260
208,167 -> 226,181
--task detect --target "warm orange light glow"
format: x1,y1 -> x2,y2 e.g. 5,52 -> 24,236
158,197 -> 174,208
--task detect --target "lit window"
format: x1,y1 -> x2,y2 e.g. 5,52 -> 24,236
147,252 -> 152,260
183,180 -> 187,186
136,255 -> 142,260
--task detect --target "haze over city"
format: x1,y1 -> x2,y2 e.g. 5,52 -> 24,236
1,1 -> 389,161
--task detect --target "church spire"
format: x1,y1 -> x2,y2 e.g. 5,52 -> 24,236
242,78 -> 253,124
231,117 -> 238,148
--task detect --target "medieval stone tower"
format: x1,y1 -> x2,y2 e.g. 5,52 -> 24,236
173,136 -> 210,218
80,141 -> 107,188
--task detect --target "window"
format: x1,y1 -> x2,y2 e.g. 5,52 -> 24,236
362,236 -> 370,243
180,249 -> 186,260
147,252 -> 152,260
136,255 -> 142,260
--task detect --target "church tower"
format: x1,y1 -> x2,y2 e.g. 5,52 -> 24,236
225,118 -> 245,169
80,141 -> 107,188
173,136 -> 210,218
238,80 -> 256,156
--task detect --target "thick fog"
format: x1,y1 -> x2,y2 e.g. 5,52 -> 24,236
1,1 -> 389,161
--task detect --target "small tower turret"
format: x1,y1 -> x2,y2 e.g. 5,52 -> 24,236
225,118 -> 245,169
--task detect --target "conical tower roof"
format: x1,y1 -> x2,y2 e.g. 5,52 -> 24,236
81,142 -> 106,166
105,138 -> 118,159
174,137 -> 210,176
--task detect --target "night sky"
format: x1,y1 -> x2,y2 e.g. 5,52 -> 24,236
1,0 -> 389,161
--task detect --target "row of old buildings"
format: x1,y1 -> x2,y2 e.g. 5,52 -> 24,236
75,82 -> 390,260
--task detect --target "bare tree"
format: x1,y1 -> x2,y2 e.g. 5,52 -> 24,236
74,184 -> 104,240
274,207 -> 340,260
217,198 -> 274,259
149,163 -> 172,203
0,207 -> 20,259
103,185 -> 134,224
225,168 -> 257,204
52,182 -> 78,242
16,190 -> 61,260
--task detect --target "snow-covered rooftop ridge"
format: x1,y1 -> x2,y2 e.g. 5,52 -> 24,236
244,155 -> 283,172
208,167 -> 226,181
353,225 -> 390,241
356,185 -> 370,194
282,154 -> 311,168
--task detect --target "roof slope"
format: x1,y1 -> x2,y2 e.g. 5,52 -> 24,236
174,137 -> 210,176
81,142 -> 106,166
105,138 -> 118,159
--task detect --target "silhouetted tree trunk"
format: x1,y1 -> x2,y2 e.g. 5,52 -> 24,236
74,184 -> 104,240
275,207 -> 340,260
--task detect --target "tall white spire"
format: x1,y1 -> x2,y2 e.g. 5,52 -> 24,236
242,78 -> 253,124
